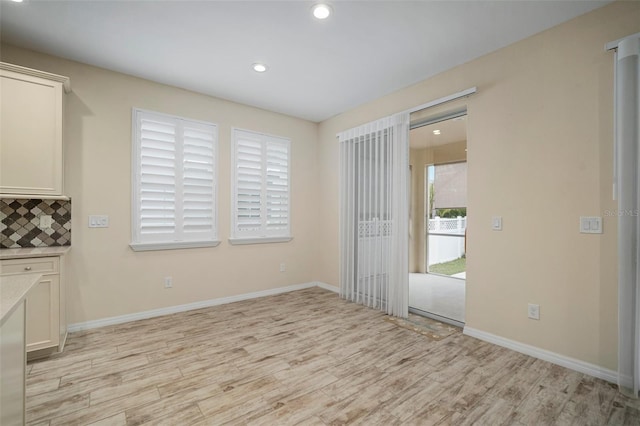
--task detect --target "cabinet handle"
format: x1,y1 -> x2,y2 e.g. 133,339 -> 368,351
24,266 -> 32,271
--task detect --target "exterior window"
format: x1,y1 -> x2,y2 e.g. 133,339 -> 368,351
230,128 -> 291,244
130,109 -> 218,251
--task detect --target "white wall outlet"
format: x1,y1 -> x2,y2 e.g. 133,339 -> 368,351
280,263 -> 286,272
164,277 -> 173,289
579,216 -> 602,234
88,215 -> 109,228
528,303 -> 540,320
492,216 -> 503,231
39,215 -> 53,229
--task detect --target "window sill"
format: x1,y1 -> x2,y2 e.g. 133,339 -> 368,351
228,236 -> 293,245
129,240 -> 221,252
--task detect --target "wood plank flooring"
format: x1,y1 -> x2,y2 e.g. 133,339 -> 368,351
26,287 -> 640,425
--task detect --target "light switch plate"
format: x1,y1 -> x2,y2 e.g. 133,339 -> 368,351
89,215 -> 109,228
492,216 -> 502,231
580,216 -> 602,234
528,303 -> 540,320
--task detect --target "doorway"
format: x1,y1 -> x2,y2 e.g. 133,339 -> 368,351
408,111 -> 467,326
426,162 -> 467,277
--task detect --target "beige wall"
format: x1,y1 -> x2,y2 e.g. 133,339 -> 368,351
1,44 -> 320,324
409,141 -> 467,272
317,1 -> 640,370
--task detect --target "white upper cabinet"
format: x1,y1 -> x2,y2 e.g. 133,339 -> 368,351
0,63 -> 70,196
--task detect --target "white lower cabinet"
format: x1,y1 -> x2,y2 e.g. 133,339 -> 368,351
0,256 -> 66,357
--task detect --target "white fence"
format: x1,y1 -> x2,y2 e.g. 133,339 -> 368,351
356,217 -> 466,269
428,216 -> 466,265
428,216 -> 466,235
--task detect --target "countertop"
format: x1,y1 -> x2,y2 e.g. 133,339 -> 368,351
0,273 -> 41,326
0,246 -> 71,260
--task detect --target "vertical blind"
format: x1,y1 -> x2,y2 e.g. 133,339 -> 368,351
338,112 -> 410,317
613,34 -> 640,398
232,129 -> 290,239
132,109 -> 217,246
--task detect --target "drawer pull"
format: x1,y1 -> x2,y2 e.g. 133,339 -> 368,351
24,266 -> 32,271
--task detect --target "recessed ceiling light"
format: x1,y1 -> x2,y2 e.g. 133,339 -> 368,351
252,63 -> 268,73
312,3 -> 332,20
10,0 -> 24,2
433,129 -> 441,135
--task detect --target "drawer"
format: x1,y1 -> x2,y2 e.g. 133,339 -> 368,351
0,257 -> 59,276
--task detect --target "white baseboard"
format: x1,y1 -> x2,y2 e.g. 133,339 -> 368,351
463,326 -> 618,384
315,281 -> 339,293
68,281 -> 337,333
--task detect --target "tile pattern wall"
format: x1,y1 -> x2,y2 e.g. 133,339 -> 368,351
0,198 -> 71,248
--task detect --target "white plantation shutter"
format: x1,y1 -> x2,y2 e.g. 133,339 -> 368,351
235,131 -> 264,233
182,123 -> 216,235
138,115 -> 177,238
132,109 -> 218,250
232,129 -> 291,242
265,140 -> 289,234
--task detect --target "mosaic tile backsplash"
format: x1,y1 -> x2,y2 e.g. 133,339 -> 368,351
0,198 -> 71,249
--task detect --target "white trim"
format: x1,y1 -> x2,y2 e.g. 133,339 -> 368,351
129,240 -> 221,252
67,281 -> 337,332
59,330 -> 68,352
315,281 -> 339,293
131,108 -> 140,246
606,32 -> 640,51
0,62 -> 71,93
228,236 -> 292,245
132,107 -> 220,128
463,326 -> 618,384
230,127 -> 293,141
404,86 -> 477,115
0,194 -> 70,201
613,49 -> 618,200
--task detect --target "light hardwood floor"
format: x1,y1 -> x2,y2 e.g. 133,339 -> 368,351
26,287 -> 640,425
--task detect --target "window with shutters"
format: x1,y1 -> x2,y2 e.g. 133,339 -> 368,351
130,109 -> 219,251
230,128 -> 292,244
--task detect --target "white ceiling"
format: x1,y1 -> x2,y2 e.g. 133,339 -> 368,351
0,0 -> 610,123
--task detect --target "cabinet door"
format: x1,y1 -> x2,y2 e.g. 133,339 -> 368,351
0,70 -> 63,195
25,274 -> 60,352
